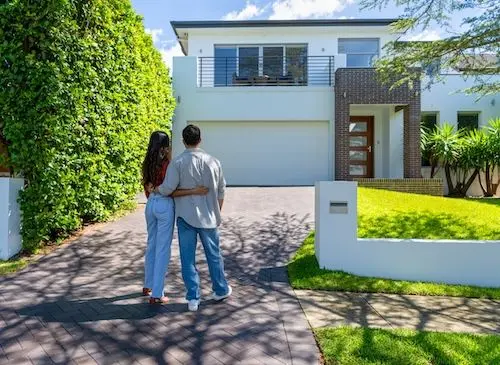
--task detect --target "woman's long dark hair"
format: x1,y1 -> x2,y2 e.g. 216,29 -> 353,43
142,131 -> 170,187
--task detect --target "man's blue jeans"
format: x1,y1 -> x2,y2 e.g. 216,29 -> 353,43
144,194 -> 175,298
177,217 -> 229,301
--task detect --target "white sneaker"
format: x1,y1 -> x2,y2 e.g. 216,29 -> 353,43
188,299 -> 200,312
209,285 -> 232,301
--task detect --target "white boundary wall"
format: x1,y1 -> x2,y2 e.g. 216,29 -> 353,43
315,181 -> 500,287
0,178 -> 23,260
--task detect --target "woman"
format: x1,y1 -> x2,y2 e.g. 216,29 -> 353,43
142,131 -> 207,304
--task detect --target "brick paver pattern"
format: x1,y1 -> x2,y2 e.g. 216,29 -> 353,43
0,188 -> 320,365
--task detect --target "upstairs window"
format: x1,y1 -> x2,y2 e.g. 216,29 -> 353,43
213,44 -> 308,86
214,47 -> 237,86
338,38 -> 379,67
457,112 -> 479,131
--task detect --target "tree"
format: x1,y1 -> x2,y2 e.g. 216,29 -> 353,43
0,0 -> 175,251
428,123 -> 461,195
361,0 -> 500,96
428,123 -> 482,197
425,120 -> 500,197
479,118 -> 500,197
421,125 -> 439,178
455,129 -> 483,197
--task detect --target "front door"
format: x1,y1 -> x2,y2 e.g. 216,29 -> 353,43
348,116 -> 374,178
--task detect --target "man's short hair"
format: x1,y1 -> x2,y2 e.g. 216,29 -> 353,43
182,124 -> 201,146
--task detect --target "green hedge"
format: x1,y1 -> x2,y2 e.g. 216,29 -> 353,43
0,0 -> 175,252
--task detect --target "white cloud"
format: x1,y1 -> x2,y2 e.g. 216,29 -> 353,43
268,0 -> 354,20
145,29 -> 183,70
222,0 -> 354,21
222,2 -> 265,20
159,43 -> 184,70
338,15 -> 355,19
407,29 -> 442,41
145,28 -> 164,44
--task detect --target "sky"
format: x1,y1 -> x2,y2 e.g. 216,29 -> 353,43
130,0 -> 456,69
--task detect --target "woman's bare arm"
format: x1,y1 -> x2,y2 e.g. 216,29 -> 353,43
170,186 -> 209,197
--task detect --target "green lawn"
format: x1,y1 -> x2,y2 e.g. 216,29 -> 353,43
358,188 -> 500,240
288,189 -> 500,299
315,327 -> 500,365
0,258 -> 27,275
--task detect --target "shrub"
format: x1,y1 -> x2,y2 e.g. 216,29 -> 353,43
424,120 -> 500,197
480,118 -> 500,197
420,125 -> 439,177
0,0 -> 175,252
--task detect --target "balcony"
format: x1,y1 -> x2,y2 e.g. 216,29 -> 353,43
198,56 -> 335,88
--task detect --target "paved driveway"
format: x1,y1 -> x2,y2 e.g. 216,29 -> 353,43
0,187 -> 319,365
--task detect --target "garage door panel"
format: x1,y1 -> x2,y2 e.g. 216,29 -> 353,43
196,121 -> 330,186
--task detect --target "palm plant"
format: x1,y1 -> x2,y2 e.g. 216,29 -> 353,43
456,129 -> 484,196
480,118 -> 500,197
429,123 -> 462,194
421,125 -> 439,178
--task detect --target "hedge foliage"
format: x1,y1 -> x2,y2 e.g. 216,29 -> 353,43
0,0 -> 175,252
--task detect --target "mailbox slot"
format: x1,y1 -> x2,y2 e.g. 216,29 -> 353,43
329,201 -> 348,214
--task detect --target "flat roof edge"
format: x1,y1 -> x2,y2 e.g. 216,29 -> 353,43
170,19 -> 399,30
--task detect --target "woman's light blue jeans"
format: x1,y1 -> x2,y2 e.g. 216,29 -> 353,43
144,193 -> 175,298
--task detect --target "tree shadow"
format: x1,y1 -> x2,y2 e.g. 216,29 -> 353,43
465,197 -> 500,207
0,209 -> 318,365
359,211 -> 500,240
17,293 -> 190,323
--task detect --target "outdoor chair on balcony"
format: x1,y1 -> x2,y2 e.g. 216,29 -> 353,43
232,73 -> 252,86
253,75 -> 272,85
230,72 -> 299,86
277,72 -> 294,85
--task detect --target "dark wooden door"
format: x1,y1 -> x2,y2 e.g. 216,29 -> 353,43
348,116 -> 374,178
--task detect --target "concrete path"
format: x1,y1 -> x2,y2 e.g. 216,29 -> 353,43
0,187 -> 320,365
296,290 -> 500,334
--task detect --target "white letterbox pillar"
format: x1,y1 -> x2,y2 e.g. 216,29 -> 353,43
0,178 -> 24,260
315,181 -> 357,270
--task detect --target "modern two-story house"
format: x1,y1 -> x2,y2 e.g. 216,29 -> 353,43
170,19 -> 499,188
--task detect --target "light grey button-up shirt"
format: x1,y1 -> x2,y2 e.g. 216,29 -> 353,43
158,148 -> 226,229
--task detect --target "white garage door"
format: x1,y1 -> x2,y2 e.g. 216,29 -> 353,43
195,121 -> 330,186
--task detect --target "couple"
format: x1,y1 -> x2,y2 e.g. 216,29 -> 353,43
141,124 -> 231,312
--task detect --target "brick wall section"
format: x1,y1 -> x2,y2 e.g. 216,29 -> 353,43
335,68 -> 421,180
355,178 -> 443,196
404,103 -> 422,178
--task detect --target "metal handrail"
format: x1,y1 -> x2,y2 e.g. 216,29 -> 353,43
197,55 -> 335,87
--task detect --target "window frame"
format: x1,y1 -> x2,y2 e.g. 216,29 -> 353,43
338,38 -> 380,68
421,112 -> 439,167
457,111 -> 480,131
214,44 -> 308,78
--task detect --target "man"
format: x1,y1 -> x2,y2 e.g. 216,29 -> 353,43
158,124 -> 231,312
